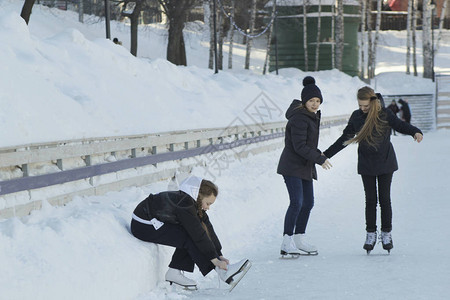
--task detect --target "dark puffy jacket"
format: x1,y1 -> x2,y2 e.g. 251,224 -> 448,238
323,108 -> 422,176
133,191 -> 222,260
277,100 -> 327,180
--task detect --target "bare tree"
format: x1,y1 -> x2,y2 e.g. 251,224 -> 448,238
370,0 -> 382,78
366,1 -> 374,79
436,0 -> 449,52
207,0 -> 214,69
228,0 -> 236,69
217,10 -> 225,70
412,0 -> 418,76
158,0 -> 197,66
335,0 -> 344,71
263,0 -> 276,74
406,0 -> 413,74
303,0 -> 309,71
20,0 -> 36,24
314,0 -> 322,72
359,0 -> 367,79
122,1 -> 144,57
422,0 -> 433,79
245,0 -> 257,70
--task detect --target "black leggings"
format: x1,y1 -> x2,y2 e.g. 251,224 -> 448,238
131,219 -> 215,276
361,173 -> 394,233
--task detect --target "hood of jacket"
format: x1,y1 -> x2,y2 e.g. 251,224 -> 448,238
285,99 -> 320,120
179,175 -> 203,200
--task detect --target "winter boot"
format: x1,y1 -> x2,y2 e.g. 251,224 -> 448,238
293,233 -> 318,255
165,268 -> 197,288
215,259 -> 250,284
380,231 -> 394,252
363,231 -> 377,253
280,234 -> 302,256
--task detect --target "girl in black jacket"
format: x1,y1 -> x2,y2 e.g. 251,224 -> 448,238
323,86 -> 423,254
277,76 -> 332,256
131,176 -> 250,289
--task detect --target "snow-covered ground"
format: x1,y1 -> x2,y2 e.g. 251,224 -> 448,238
1,0 -> 450,299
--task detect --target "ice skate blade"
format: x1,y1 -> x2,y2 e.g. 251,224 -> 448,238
280,250 -> 301,259
299,250 -> 318,256
229,261 -> 252,292
166,280 -> 197,290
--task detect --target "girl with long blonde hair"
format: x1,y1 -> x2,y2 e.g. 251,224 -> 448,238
323,86 -> 423,254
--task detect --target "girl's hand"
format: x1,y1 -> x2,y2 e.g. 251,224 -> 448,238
321,159 -> 332,170
414,133 -> 423,143
219,256 -> 230,265
211,258 -> 228,270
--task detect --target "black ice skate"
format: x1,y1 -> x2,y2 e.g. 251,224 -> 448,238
380,231 -> 394,253
363,231 -> 377,254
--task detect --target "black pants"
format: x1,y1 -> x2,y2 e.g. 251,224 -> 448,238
131,219 -> 215,276
361,173 -> 394,233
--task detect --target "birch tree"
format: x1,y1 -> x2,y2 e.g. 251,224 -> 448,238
314,0 -> 322,71
359,0 -> 367,79
303,0 -> 309,71
370,0 -> 382,78
208,0 -> 214,69
245,0 -> 257,70
366,2 -> 374,79
406,0 -> 412,74
263,0 -> 277,74
335,0 -> 344,71
228,0 -> 236,69
422,0 -> 433,79
436,0 -> 449,52
412,0 -> 418,76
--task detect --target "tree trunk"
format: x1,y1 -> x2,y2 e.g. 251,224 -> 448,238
422,0 -> 433,79
406,0 -> 412,74
303,1 -> 309,71
335,0 -> 344,71
208,0 -> 214,69
331,4 -> 335,69
21,0 -> 36,25
263,0 -> 277,75
228,0 -> 235,69
218,12 -> 224,70
245,0 -> 257,70
370,0 -> 382,78
367,2 -> 374,79
359,0 -> 367,79
159,0 -> 196,66
79,0 -> 84,23
314,0 -> 322,72
412,0 -> 418,76
436,0 -> 448,52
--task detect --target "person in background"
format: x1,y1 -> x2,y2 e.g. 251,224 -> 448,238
277,76 -> 332,257
323,86 -> 423,254
398,98 -> 411,124
130,176 -> 250,290
387,99 -> 400,135
113,37 -> 122,45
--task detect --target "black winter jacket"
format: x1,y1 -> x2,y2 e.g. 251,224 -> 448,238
133,191 -> 222,260
323,108 -> 422,176
277,100 -> 327,180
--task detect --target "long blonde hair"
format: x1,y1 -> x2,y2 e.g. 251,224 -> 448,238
344,86 -> 388,149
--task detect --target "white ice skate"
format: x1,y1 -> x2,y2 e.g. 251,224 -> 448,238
165,268 -> 197,290
294,233 -> 318,256
216,259 -> 252,292
380,231 -> 393,253
363,231 -> 377,254
280,234 -> 302,258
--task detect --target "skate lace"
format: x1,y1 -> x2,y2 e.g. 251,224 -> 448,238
366,232 -> 377,244
379,232 -> 392,244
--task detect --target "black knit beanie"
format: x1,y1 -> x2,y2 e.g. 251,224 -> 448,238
301,76 -> 323,105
